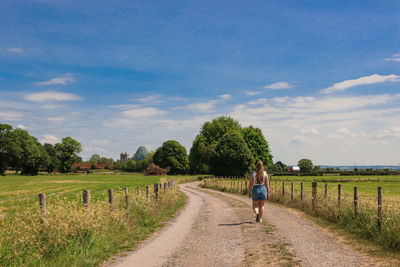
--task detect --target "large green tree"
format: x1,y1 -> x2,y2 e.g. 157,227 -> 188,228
200,116 -> 242,145
8,129 -> 47,175
298,158 -> 313,173
42,143 -> 58,173
189,116 -> 241,173
0,124 -> 12,175
189,134 -> 210,174
55,137 -> 82,173
209,131 -> 254,176
242,126 -> 273,168
153,140 -> 189,174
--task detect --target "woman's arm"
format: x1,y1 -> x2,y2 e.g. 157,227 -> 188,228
265,171 -> 271,200
248,174 -> 253,198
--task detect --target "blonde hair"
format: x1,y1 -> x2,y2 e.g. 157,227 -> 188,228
255,161 -> 264,184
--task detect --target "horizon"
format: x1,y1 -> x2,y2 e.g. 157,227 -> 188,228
1,1 -> 399,165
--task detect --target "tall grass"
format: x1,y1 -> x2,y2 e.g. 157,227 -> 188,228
0,184 -> 185,266
200,178 -> 400,252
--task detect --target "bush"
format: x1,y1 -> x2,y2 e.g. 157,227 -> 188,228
145,164 -> 170,176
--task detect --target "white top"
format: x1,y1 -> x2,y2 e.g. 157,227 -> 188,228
253,171 -> 266,185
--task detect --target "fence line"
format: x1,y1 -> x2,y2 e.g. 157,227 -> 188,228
0,180 -> 177,218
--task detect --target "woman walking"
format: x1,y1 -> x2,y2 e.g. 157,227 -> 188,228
248,161 -> 271,223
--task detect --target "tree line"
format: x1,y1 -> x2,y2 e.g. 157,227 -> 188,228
0,124 -> 82,175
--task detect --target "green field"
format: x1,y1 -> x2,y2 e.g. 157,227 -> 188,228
0,172 -> 197,216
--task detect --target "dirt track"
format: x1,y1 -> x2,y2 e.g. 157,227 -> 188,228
110,182 -> 374,267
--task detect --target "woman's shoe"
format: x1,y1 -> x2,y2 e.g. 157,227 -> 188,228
259,218 -> 263,223
256,213 -> 260,222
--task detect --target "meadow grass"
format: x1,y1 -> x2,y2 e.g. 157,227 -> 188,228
200,178 -> 400,253
0,180 -> 186,266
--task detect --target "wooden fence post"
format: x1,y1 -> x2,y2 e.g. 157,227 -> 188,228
164,183 -> 167,191
291,182 -> 294,201
108,189 -> 114,206
124,187 -> 129,207
154,183 -> 159,199
39,193 -> 46,216
377,187 -> 382,229
324,183 -> 328,199
300,182 -> 304,200
312,182 -> 317,210
338,184 -> 341,208
282,181 -> 285,198
245,181 -> 248,194
146,185 -> 150,201
354,187 -> 359,218
137,186 -> 140,195
83,189 -> 90,209
275,181 -> 277,193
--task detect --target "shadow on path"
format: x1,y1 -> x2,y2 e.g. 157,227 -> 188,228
218,222 -> 253,226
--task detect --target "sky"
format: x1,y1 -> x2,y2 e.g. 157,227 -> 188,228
0,0 -> 399,165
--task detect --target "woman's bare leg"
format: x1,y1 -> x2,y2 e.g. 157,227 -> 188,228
252,201 -> 259,214
258,200 -> 265,219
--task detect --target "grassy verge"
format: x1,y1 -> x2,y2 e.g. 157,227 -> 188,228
0,184 -> 186,266
200,178 -> 400,254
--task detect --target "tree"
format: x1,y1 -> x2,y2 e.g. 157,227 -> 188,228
134,146 -> 149,161
209,131 -> 254,176
241,126 -> 273,168
122,159 -> 136,172
43,143 -> 58,173
298,158 -> 313,173
275,161 -> 287,171
153,140 -> 189,174
89,154 -> 100,165
200,116 -> 242,145
55,137 -> 82,173
8,129 -> 44,175
189,134 -> 209,174
189,116 -> 241,174
0,124 -> 12,175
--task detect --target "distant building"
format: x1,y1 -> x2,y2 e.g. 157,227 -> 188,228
120,152 -> 129,164
291,166 -> 300,172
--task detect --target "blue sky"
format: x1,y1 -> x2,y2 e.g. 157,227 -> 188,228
0,0 -> 399,165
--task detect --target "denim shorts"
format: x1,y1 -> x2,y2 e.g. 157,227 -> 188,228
252,185 -> 267,201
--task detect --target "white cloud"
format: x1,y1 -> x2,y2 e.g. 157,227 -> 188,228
219,94 -> 231,100
41,104 -> 66,109
264,82 -> 293,90
109,104 -> 140,110
244,91 -> 261,96
135,95 -> 163,104
121,107 -> 167,118
374,127 -> 400,139
320,74 -> 400,94
17,124 -> 26,129
0,111 -> 23,121
337,128 -> 360,137
35,74 -> 75,86
25,90 -> 82,102
301,127 -> 319,135
326,134 -> 345,140
47,117 -> 67,122
385,54 -> 400,62
6,47 -> 23,53
40,134 -> 59,144
185,101 -> 217,113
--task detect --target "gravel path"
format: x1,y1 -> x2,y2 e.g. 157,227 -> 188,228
204,186 -> 375,267
110,182 -> 375,267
